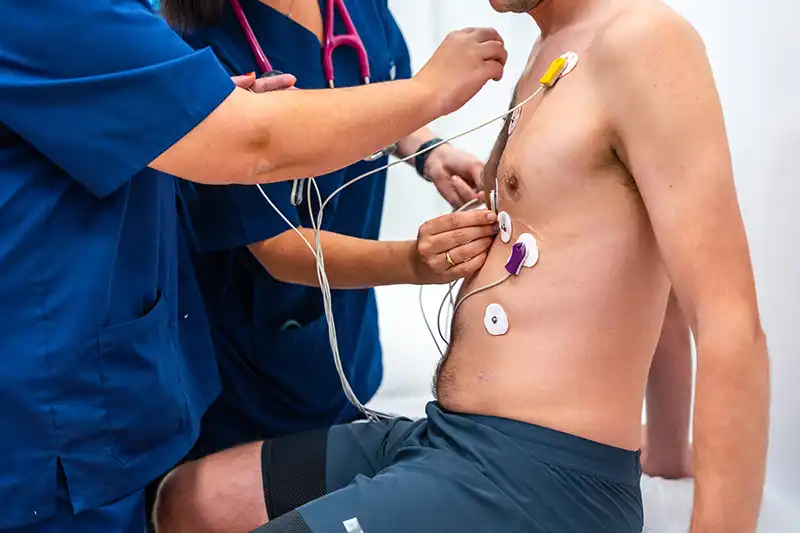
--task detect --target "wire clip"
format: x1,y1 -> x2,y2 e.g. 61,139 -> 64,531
505,242 -> 528,275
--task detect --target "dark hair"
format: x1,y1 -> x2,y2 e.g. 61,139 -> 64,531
159,0 -> 227,31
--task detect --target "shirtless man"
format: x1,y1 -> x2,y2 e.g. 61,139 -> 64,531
154,1 -> 768,532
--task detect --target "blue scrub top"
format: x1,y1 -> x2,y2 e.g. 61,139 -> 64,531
176,0 -> 413,454
0,1 -> 233,528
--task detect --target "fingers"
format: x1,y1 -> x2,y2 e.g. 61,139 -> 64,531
448,251 -> 490,278
479,41 -> 508,66
250,73 -> 297,93
465,27 -> 505,46
450,176 -> 480,207
424,221 -> 498,256
420,210 -> 497,237
438,181 -> 464,209
232,73 -> 297,93
446,236 -> 494,266
231,73 -> 257,89
480,42 -> 508,81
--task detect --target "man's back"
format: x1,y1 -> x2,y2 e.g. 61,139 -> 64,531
440,1 -> 688,451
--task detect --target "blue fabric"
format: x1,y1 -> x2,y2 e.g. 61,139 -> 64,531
301,403 -> 644,533
176,0 -> 413,455
0,0 -> 232,528
1,469 -> 146,533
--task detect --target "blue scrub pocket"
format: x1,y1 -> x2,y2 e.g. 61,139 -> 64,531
256,314 -> 344,407
97,293 -> 188,465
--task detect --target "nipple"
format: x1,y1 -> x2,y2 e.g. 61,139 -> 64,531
484,303 -> 509,336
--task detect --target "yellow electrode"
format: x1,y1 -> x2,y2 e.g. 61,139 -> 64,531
540,57 -> 568,87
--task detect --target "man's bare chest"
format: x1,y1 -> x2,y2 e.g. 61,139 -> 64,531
495,55 -> 624,211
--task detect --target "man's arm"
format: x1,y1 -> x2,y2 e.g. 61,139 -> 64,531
600,9 -> 769,533
643,290 -> 694,479
151,28 -> 507,186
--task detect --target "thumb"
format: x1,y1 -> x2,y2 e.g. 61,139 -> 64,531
250,73 -> 297,93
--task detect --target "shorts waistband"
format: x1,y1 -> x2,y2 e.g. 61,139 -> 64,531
434,403 -> 642,485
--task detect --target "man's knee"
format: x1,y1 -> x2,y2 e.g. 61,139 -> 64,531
153,441 -> 268,533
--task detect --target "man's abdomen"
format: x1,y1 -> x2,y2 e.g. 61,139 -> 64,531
437,209 -> 671,451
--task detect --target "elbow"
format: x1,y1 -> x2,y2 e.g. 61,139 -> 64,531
694,305 -> 768,362
246,235 -> 297,283
248,130 -> 299,185
216,126 -> 291,186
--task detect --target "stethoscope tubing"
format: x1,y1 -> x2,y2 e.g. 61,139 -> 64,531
228,0 -> 395,206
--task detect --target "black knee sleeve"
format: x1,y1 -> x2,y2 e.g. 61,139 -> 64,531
250,510 -> 313,533
261,429 -> 329,520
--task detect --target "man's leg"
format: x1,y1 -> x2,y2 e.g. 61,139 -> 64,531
154,419 -> 415,533
249,457 -> 531,533
4,467 -> 146,533
642,289 -> 694,479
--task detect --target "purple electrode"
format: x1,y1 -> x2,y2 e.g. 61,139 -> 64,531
505,242 -> 527,275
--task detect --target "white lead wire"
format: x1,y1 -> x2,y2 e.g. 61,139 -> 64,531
256,83 -> 547,420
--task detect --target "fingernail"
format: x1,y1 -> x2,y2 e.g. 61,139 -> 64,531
487,212 -> 497,221
246,71 -> 256,77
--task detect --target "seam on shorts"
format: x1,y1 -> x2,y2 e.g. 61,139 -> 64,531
531,457 -> 640,487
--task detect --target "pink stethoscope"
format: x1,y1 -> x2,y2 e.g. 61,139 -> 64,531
229,0 -> 396,204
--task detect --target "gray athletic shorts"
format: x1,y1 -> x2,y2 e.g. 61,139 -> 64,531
252,402 -> 643,533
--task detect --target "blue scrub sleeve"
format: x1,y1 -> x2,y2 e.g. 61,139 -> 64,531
0,0 -> 235,198
178,180 -> 303,253
385,8 -> 413,79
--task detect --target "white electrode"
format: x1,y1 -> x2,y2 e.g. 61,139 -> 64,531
498,211 -> 512,243
516,233 -> 540,268
484,303 -> 509,336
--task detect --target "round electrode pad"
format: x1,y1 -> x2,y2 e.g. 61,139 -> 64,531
508,107 -> 522,135
559,51 -> 580,78
484,303 -> 509,336
498,211 -> 512,243
517,233 -> 539,267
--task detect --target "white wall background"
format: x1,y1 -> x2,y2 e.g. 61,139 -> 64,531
372,0 -> 799,530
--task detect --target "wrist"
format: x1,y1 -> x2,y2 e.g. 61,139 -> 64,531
407,77 -> 445,123
385,240 -> 422,285
415,138 -> 450,180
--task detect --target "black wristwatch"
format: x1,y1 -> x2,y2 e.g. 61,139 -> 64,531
415,138 -> 448,181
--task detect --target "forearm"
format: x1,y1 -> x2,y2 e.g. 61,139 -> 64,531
691,331 -> 769,533
248,228 -> 418,289
645,292 -> 693,476
152,80 -> 440,186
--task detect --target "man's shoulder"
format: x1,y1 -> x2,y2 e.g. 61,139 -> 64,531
592,2 -> 704,70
